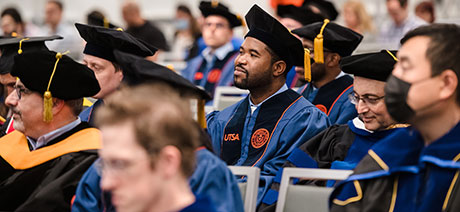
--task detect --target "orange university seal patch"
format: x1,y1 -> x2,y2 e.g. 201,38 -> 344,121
251,128 -> 269,149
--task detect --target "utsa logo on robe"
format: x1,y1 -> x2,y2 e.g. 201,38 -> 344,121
207,87 -> 330,206
221,89 -> 303,166
224,133 -> 240,142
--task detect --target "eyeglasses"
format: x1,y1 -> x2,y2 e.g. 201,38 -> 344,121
13,85 -> 31,100
95,157 -> 148,177
348,91 -> 385,106
203,22 -> 229,30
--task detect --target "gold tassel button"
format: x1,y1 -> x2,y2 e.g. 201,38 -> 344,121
17,38 -> 30,54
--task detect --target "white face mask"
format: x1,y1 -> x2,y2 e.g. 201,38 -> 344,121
175,19 -> 189,30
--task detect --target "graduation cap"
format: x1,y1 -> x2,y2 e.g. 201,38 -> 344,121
87,12 -> 118,29
75,23 -> 156,63
0,35 -> 62,74
292,20 -> 363,63
199,1 -> 242,28
245,4 -> 304,72
113,50 -> 212,128
277,4 -> 325,26
11,50 -> 100,122
341,50 -> 398,82
303,0 -> 338,21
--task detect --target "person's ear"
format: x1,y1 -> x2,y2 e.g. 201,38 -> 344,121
272,60 -> 287,77
52,98 -> 65,115
156,145 -> 182,179
326,53 -> 340,68
438,69 -> 458,101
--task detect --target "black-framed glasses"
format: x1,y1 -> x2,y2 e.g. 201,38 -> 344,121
14,85 -> 31,100
348,91 -> 385,106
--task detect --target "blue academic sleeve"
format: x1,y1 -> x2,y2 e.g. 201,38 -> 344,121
72,160 -> 103,212
189,149 -> 244,212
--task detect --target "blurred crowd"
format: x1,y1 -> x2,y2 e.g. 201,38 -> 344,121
0,0 -> 440,62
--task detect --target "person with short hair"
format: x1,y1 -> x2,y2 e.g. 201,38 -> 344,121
96,83 -> 216,212
276,4 -> 324,88
181,1 -> 242,103
0,49 -> 101,211
378,0 -> 426,49
331,23 -> 460,212
75,23 -> 156,126
42,0 -> 84,59
293,21 -> 363,124
122,0 -> 169,61
1,8 -> 24,36
207,4 -> 330,205
1,7 -> 41,37
0,35 -> 62,135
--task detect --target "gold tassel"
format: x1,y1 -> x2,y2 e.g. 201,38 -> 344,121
314,19 -> 330,64
43,51 -> 70,123
103,18 -> 109,28
197,99 -> 206,129
43,91 -> 53,123
116,27 -> 123,31
385,50 -> 398,62
17,38 -> 30,54
304,48 -> 311,82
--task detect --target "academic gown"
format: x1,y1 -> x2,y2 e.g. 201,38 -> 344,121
71,159 -> 114,212
189,147 -> 244,212
258,118 -> 406,211
0,123 -> 101,212
79,99 -> 103,126
181,45 -> 239,105
207,89 -> 330,205
330,122 -> 460,212
72,147 -> 243,212
298,75 -> 357,124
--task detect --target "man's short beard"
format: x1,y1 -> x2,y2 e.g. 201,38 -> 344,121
311,64 -> 326,82
234,77 -> 248,89
234,68 -> 272,90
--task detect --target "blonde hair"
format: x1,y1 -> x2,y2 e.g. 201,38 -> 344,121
343,0 -> 375,33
